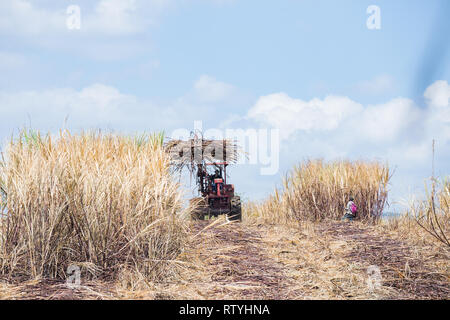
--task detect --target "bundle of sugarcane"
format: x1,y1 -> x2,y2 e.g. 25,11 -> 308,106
164,137 -> 240,171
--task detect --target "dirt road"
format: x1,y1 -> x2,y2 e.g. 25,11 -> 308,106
182,220 -> 449,300
317,221 -> 450,299
184,220 -> 300,299
1,219 -> 448,299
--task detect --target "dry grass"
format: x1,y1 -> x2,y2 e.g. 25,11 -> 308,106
117,217 -> 241,300
245,159 -> 390,224
411,178 -> 449,247
243,160 -> 448,299
255,223 -> 394,299
377,213 -> 449,279
376,177 -> 449,265
0,139 -> 446,300
0,129 -> 190,284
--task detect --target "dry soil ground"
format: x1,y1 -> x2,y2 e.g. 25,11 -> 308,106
1,219 -> 448,299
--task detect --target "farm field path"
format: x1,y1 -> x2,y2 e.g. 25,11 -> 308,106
1,219 -> 448,299
185,220 -> 300,299
316,221 -> 450,299
183,220 -> 449,300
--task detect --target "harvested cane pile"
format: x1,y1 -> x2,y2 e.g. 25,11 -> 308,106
164,133 -> 240,173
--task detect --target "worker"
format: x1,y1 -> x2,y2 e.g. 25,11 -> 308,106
342,196 -> 357,221
210,169 -> 222,193
214,169 -> 222,179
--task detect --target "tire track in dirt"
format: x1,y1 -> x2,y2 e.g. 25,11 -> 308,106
191,221 -> 297,299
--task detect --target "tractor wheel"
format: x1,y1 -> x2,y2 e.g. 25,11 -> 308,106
191,208 -> 206,220
229,196 -> 242,221
190,197 -> 207,220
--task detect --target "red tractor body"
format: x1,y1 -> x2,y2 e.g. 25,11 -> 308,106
192,162 -> 241,221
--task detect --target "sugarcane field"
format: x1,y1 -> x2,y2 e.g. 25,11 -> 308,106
0,130 -> 448,301
0,0 -> 449,308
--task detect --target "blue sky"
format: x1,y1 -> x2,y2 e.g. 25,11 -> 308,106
0,0 -> 449,211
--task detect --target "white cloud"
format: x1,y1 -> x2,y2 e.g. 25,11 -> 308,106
248,93 -> 363,139
83,0 -> 140,35
247,80 -> 450,168
248,91 -> 430,144
424,80 -> 450,109
83,0 -> 164,35
0,83 -> 191,141
424,80 -> 450,143
193,75 -> 236,103
0,0 -> 171,36
0,84 -> 135,126
353,74 -> 395,95
245,80 -> 450,208
0,0 -> 172,62
0,0 -> 65,35
0,0 -> 174,61
356,98 -> 421,143
0,75 -> 240,140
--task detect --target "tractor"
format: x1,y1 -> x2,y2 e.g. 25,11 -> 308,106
190,161 -> 241,221
165,134 -> 242,222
